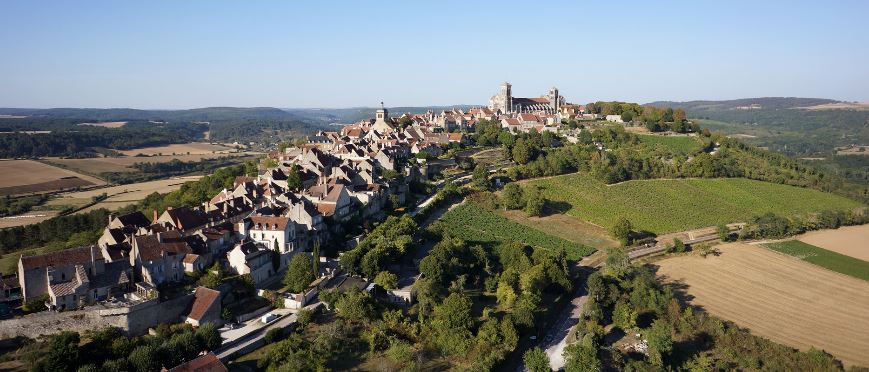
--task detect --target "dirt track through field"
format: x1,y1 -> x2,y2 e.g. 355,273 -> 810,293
797,225 -> 869,262
655,243 -> 869,367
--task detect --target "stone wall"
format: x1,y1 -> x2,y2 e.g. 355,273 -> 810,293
0,294 -> 194,339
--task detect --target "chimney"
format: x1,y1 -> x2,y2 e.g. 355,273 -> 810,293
152,209 -> 158,222
108,213 -> 114,225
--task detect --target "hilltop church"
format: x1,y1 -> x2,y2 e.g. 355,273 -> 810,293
488,82 -> 564,114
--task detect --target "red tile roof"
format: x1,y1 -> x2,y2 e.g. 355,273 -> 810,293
187,287 -> 221,322
165,352 -> 227,372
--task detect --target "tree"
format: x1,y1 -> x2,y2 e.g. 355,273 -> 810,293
512,138 -> 533,164
716,224 -> 730,242
128,345 -> 159,372
671,238 -> 686,253
432,292 -> 474,332
312,240 -> 320,275
296,308 -> 314,327
610,216 -> 633,246
472,164 -> 489,190
286,165 -> 302,191
39,331 -> 80,372
523,347 -> 551,372
496,280 -> 517,308
502,183 -> 524,210
645,320 -> 673,367
374,271 -> 399,290
335,287 -> 374,321
524,187 -> 546,217
284,253 -> 315,293
564,334 -> 601,372
196,323 -> 222,351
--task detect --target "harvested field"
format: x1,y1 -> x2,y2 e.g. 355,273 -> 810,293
0,160 -> 104,196
77,121 -> 127,128
797,224 -> 869,262
655,243 -> 869,367
499,209 -> 618,249
0,210 -> 59,228
50,176 -> 202,213
44,153 -> 254,174
118,142 -> 234,156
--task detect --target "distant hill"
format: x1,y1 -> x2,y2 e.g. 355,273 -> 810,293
0,106 -> 303,122
646,97 -> 840,111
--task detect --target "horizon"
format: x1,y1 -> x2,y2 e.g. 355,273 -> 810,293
2,1 -> 868,108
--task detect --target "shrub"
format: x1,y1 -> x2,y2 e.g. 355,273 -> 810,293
264,328 -> 284,344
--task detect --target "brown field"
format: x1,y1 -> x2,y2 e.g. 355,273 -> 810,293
0,210 -> 59,228
655,243 -> 869,367
44,152 -> 254,174
836,146 -> 869,156
499,209 -> 619,249
797,225 -> 869,262
118,142 -> 235,156
48,176 -> 202,213
77,121 -> 127,128
0,160 -> 104,196
796,102 -> 869,111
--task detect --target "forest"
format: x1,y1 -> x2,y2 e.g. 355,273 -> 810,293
0,118 -> 207,158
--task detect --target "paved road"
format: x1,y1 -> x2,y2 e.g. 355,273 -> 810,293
216,302 -> 322,362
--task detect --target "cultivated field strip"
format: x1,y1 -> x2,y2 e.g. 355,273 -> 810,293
797,224 -> 869,262
656,243 -> 869,367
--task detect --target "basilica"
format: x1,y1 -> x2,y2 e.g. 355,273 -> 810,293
488,82 -> 564,114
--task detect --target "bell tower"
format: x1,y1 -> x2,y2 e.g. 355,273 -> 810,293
500,82 -> 512,113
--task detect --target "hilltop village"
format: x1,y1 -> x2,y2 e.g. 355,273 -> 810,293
1,83 -> 867,372
7,82 -> 604,318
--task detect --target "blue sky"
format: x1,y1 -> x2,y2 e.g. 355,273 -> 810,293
1,1 -> 867,108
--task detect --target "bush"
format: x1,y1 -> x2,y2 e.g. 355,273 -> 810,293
264,328 -> 284,344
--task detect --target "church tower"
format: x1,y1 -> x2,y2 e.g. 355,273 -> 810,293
372,101 -> 395,133
548,87 -> 560,112
500,82 -> 513,113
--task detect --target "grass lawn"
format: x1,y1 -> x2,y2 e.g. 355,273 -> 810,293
438,203 -> 596,260
637,134 -> 702,154
527,174 -> 864,234
764,240 -> 869,282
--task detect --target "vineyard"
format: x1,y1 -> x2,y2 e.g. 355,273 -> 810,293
438,203 -> 596,260
527,175 -> 864,233
637,134 -> 702,154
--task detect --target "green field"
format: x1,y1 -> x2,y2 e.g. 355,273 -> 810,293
527,175 -> 864,234
764,240 -> 869,282
637,134 -> 702,154
438,203 -> 596,260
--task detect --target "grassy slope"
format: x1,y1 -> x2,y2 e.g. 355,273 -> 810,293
764,240 -> 869,282
438,203 -> 596,260
637,134 -> 702,154
528,174 -> 864,234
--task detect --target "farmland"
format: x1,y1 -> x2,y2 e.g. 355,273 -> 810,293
637,134 -> 702,154
118,142 -> 235,156
764,240 -> 869,281
655,242 -> 869,367
796,224 -> 869,261
437,202 -> 595,260
0,160 -> 104,196
526,174 -> 864,234
44,152 -> 254,175
48,176 -> 202,213
498,209 -> 619,250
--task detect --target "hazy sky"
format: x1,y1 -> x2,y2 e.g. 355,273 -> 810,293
1,1 -> 867,109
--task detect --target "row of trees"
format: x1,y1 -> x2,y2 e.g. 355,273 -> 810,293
23,324 -> 221,372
